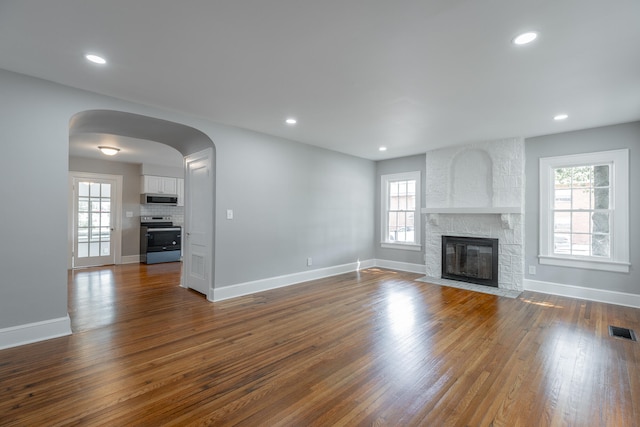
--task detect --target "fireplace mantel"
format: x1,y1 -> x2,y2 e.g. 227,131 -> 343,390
421,207 -> 521,214
423,208 -> 521,230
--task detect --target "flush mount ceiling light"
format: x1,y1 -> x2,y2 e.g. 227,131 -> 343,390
85,53 -> 107,64
513,31 -> 538,45
285,118 -> 297,125
554,114 -> 569,121
379,146 -> 387,152
98,146 -> 120,156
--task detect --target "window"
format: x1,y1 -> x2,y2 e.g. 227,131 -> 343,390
539,149 -> 629,272
381,171 -> 421,250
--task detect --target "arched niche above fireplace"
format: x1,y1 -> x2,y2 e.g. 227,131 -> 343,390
449,148 -> 493,208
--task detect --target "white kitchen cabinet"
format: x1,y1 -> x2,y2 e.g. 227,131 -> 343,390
141,175 -> 178,195
176,178 -> 184,206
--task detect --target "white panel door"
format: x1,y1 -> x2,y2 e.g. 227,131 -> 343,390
184,148 -> 213,296
72,174 -> 120,268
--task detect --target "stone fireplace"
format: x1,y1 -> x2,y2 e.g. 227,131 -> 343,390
422,138 -> 524,291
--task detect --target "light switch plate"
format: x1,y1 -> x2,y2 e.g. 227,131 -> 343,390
226,209 -> 233,220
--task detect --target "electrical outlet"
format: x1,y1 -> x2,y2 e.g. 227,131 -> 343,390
529,265 -> 536,275
307,257 -> 312,266
226,209 -> 233,220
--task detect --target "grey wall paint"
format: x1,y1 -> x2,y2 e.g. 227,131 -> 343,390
214,126 -> 375,286
69,156 -> 142,257
525,121 -> 639,295
1,71 -> 71,327
375,154 -> 426,265
0,69 -> 375,329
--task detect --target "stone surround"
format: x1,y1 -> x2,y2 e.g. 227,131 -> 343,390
415,276 -> 521,298
422,138 -> 525,291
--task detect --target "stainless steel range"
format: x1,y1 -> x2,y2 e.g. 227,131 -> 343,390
140,216 -> 182,264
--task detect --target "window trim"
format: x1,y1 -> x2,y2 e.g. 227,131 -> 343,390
538,149 -> 629,272
381,171 -> 421,251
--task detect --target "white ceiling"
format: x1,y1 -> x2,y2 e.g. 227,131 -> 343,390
1,0 -> 639,162
69,133 -> 184,167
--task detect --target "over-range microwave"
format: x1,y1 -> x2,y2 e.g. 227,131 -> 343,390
141,193 -> 178,205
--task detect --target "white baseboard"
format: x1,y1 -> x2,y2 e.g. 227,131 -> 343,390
524,279 -> 640,309
374,259 -> 426,274
210,258 -> 427,302
0,316 -> 72,350
121,255 -> 141,264
211,259 -> 376,301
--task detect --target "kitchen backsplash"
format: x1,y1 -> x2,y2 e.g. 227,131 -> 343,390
140,205 -> 185,225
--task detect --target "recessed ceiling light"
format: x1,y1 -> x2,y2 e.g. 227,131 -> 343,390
285,118 -> 297,125
554,114 -> 569,121
85,54 -> 107,64
98,146 -> 120,156
513,32 -> 538,45
379,146 -> 387,152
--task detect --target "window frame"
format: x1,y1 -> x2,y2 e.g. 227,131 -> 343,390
538,149 -> 629,272
381,171 -> 421,251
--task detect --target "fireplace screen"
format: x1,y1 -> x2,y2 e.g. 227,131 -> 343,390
441,236 -> 499,287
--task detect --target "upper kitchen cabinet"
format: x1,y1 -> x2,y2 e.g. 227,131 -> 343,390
141,175 -> 178,195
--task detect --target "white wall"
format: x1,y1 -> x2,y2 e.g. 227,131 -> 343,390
0,69 -> 375,343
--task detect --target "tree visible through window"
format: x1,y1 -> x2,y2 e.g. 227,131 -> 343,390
539,149 -> 629,273
552,164 -> 610,257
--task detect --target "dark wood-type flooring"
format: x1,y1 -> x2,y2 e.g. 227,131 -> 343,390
1,263 -> 639,426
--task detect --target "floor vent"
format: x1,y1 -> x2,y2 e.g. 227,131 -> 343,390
609,326 -> 637,341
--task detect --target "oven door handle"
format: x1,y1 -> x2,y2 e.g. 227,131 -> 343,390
146,227 -> 181,232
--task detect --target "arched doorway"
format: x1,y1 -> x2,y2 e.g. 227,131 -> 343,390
68,110 -> 216,298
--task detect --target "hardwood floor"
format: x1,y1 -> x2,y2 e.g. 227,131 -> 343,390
1,263 -> 639,426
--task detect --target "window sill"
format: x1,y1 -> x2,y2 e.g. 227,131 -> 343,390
539,255 -> 630,273
381,242 -> 422,252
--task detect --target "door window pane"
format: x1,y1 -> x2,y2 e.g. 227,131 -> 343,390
78,242 -> 89,257
90,182 -> 101,197
100,242 -> 110,256
89,242 -> 100,257
100,213 -> 110,227
78,182 -> 89,197
78,228 -> 89,243
78,212 -> 89,227
101,183 -> 111,197
78,199 -> 89,212
76,180 -> 113,260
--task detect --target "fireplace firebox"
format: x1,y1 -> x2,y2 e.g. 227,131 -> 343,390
441,236 -> 499,287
